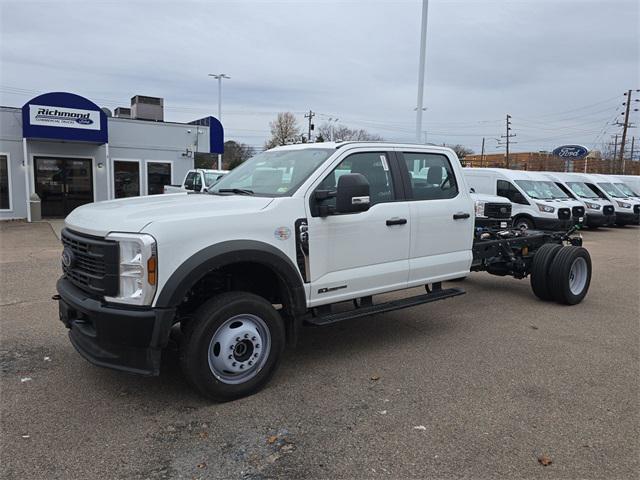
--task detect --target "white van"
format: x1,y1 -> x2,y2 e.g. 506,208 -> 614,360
613,175 -> 640,199
541,172 -> 615,227
565,173 -> 640,226
598,174 -> 640,202
463,168 -> 585,231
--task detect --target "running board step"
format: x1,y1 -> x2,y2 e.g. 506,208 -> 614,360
305,287 -> 465,326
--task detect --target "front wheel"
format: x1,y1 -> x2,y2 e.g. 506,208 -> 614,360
548,246 -> 592,305
180,292 -> 286,402
514,217 -> 533,230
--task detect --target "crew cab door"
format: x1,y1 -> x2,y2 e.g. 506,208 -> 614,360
304,149 -> 410,306
396,149 -> 474,285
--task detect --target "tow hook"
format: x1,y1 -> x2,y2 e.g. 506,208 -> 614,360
52,294 -> 61,301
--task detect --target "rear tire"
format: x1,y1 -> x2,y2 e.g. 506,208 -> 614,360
548,246 -> 592,305
530,243 -> 562,301
514,217 -> 533,230
180,292 -> 286,402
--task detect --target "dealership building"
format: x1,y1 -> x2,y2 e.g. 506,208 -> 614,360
0,92 -> 223,220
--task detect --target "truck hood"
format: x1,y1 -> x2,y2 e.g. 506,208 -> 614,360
469,192 -> 509,204
65,193 -> 274,237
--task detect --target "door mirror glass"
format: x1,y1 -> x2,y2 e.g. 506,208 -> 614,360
335,173 -> 370,214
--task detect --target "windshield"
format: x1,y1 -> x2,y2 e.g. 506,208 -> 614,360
566,182 -> 599,199
514,180 -> 564,200
204,172 -> 225,186
614,182 -> 638,197
597,182 -> 627,198
210,148 -> 334,196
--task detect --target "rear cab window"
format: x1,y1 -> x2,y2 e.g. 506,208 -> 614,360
401,152 -> 458,200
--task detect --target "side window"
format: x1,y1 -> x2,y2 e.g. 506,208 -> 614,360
497,180 -> 528,205
193,173 -> 203,191
317,152 -> 395,207
184,172 -> 196,190
403,152 -> 458,200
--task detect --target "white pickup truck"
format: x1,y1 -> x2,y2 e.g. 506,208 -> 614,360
163,168 -> 227,194
55,142 -> 590,401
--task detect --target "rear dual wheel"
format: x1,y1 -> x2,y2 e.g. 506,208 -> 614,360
530,245 -> 591,305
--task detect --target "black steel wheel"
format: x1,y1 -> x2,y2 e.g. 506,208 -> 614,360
530,243 -> 562,301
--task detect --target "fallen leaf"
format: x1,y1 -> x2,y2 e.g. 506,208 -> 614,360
538,454 -> 552,466
267,435 -> 278,444
196,462 -> 207,469
198,431 -> 209,439
370,375 -> 380,381
413,425 -> 427,431
280,443 -> 295,453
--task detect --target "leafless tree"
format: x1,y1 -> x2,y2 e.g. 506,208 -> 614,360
317,122 -> 383,142
265,112 -> 301,148
447,144 -> 474,162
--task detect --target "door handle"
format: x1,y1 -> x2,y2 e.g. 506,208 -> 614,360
386,218 -> 407,226
453,212 -> 471,220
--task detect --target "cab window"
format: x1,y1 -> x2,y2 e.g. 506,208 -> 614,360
184,172 -> 196,190
316,152 -> 395,209
497,180 -> 528,204
193,173 -> 203,191
402,152 -> 458,200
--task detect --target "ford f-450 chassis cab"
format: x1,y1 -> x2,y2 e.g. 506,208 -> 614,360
56,142 -> 591,401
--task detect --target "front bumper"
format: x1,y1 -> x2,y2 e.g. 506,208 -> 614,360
614,211 -> 640,225
56,278 -> 175,376
533,217 -> 573,231
585,212 -> 615,227
475,217 -> 512,229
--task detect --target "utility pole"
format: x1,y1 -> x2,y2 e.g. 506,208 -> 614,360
415,0 -> 429,142
304,110 -> 315,142
501,114 -> 516,168
617,90 -> 633,173
480,137 -> 485,167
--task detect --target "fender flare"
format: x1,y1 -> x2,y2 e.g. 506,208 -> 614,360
155,240 -> 307,317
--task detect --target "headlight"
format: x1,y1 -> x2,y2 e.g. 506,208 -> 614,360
474,201 -> 486,218
536,203 -> 555,213
104,233 -> 157,305
616,201 -> 631,209
585,202 -> 601,210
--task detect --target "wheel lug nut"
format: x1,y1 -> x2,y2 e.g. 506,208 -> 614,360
248,361 -> 253,366
236,337 -> 241,342
251,336 -> 256,341
255,344 -> 260,349
228,355 -> 233,359
244,334 -> 249,338
232,362 -> 237,367
240,364 -> 244,369
254,353 -> 258,358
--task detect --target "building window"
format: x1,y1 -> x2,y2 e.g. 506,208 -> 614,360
0,155 -> 10,210
147,162 -> 171,195
113,160 -> 140,198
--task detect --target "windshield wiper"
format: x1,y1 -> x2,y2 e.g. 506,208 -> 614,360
218,188 -> 255,196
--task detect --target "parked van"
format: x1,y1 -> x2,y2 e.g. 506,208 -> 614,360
463,168 -> 584,231
541,172 -> 615,227
564,173 -> 640,226
597,174 -> 640,201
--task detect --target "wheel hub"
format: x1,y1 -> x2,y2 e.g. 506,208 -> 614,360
207,314 -> 270,384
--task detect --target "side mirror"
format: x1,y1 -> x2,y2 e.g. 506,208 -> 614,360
336,173 -> 370,214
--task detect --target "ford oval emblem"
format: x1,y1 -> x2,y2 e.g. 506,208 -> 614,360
61,248 -> 75,268
552,145 -> 589,160
75,117 -> 94,125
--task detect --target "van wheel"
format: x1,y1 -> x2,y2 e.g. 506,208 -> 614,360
514,217 -> 533,230
180,292 -> 285,402
530,243 -> 562,301
548,246 -> 592,305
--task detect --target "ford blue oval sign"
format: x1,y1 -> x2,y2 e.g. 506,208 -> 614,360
552,145 -> 589,160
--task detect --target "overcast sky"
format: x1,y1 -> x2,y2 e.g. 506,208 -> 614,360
1,0 -> 638,153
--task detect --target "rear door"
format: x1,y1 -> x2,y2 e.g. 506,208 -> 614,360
396,149 -> 474,286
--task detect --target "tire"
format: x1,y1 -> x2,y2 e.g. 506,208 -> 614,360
530,243 -> 562,301
514,216 -> 534,230
548,246 -> 592,305
180,291 -> 286,402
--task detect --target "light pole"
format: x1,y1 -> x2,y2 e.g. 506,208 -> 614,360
415,0 -> 429,142
208,73 -> 230,169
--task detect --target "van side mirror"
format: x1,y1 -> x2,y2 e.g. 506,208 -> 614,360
335,173 -> 370,214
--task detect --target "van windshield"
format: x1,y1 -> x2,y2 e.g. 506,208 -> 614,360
597,182 -> 627,198
614,182 -> 638,197
209,148 -> 333,196
566,182 -> 599,199
514,180 -> 563,200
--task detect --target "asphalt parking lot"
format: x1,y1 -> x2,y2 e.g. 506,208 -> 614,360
1,221 -> 638,480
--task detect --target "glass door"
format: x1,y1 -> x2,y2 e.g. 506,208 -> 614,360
34,157 -> 93,217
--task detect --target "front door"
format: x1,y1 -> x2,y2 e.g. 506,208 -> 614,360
34,157 -> 93,217
305,150 -> 411,306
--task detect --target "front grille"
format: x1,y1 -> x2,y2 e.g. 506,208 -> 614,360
558,208 -> 571,220
61,228 -> 119,297
572,206 -> 585,218
634,205 -> 640,215
484,203 -> 512,219
603,205 -> 614,216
